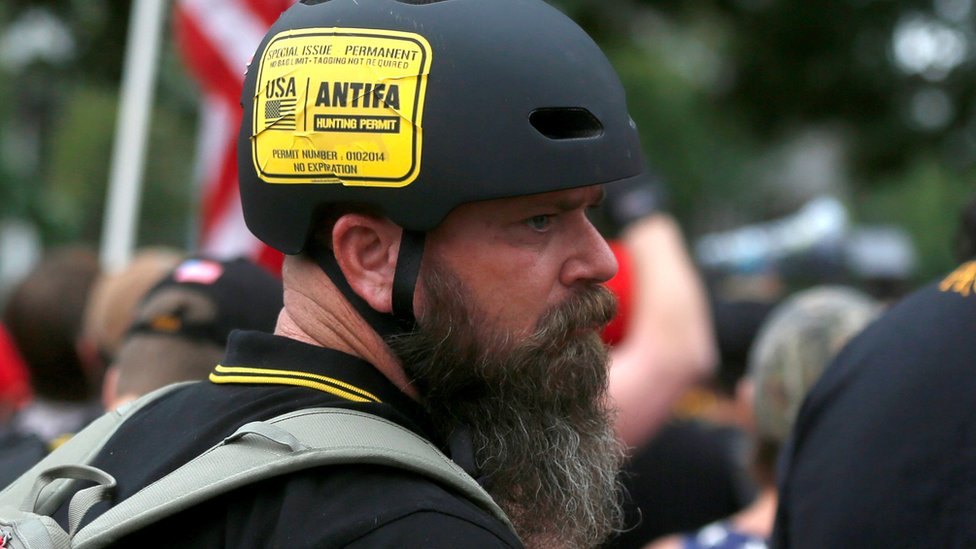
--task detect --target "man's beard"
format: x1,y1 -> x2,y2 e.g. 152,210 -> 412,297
386,262 -> 625,548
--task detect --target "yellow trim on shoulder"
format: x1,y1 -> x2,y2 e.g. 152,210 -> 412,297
210,364 -> 381,403
940,260 -> 976,297
48,433 -> 74,452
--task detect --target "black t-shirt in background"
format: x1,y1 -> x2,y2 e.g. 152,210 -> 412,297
604,418 -> 754,549
773,263 -> 976,549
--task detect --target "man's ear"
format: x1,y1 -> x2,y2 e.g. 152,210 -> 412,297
332,214 -> 401,314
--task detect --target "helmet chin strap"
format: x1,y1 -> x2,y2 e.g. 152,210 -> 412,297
311,230 -> 425,339
392,230 -> 426,322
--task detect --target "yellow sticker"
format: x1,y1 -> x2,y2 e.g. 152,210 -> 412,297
251,28 -> 431,186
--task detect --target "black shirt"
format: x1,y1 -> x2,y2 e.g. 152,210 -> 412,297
0,430 -> 48,488
68,331 -> 521,548
772,263 -> 976,549
604,419 -> 754,548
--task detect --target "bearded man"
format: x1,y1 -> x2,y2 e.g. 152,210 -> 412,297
45,0 -> 651,547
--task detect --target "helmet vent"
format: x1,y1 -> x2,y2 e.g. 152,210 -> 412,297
529,108 -> 604,140
300,0 -> 333,4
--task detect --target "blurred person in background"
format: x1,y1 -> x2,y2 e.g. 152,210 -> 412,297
1,246 -> 179,487
102,256 -> 282,409
772,195 -> 976,549
0,246 -> 102,482
607,213 -> 718,449
0,255 -> 282,487
78,247 -> 185,380
599,167 -> 728,451
605,295 -> 777,549
603,237 -> 759,548
647,285 -> 880,549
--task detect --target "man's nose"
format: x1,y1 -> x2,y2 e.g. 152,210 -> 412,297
560,217 -> 619,287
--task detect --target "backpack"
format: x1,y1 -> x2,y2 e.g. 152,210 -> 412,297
0,383 -> 516,549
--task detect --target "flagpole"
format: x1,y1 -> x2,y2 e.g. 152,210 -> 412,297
99,0 -> 168,272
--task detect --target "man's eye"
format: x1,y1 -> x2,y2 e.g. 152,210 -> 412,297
526,215 -> 553,231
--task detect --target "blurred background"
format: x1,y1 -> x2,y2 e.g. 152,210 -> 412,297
0,0 -> 973,300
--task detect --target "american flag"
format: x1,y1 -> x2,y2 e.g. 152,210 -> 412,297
172,258 -> 225,285
265,98 -> 297,130
173,0 -> 296,274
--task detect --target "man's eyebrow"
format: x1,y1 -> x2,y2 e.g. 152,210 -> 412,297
553,188 -> 605,211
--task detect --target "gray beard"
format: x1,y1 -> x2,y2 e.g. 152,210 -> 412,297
387,264 -> 625,549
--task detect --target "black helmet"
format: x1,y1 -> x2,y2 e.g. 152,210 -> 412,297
238,0 -> 647,255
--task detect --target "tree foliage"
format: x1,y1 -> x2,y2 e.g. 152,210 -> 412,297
558,0 -> 976,281
1,0 -> 973,282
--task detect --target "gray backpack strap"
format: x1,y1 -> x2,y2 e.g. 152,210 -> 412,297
75,408 -> 516,549
24,465 -> 116,537
0,382 -> 195,515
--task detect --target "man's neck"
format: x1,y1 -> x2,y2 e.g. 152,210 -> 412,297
276,257 -> 419,400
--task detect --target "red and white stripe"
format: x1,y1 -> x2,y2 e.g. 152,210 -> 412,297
173,0 -> 295,274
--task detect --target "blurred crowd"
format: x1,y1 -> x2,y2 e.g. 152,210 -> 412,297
1,188 -> 974,549
0,249 -> 282,486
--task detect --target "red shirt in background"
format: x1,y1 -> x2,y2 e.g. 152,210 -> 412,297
0,322 -> 31,417
603,241 -> 632,346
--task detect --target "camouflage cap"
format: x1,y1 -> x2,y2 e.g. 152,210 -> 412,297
749,285 -> 882,444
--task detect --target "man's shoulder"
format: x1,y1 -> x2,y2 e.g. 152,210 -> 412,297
798,266 -> 976,405
870,261 -> 976,341
85,383 -> 519,547
258,463 -> 518,545
774,266 -> 976,548
110,462 -> 520,548
789,267 -> 976,452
